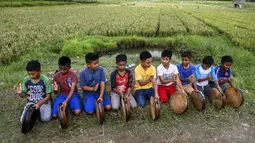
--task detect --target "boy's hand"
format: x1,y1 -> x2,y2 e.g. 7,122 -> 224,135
228,78 -> 233,83
124,95 -> 129,101
188,75 -> 195,83
217,86 -> 223,93
52,81 -> 58,91
207,76 -> 213,81
149,75 -> 154,82
93,83 -> 99,91
97,97 -> 103,102
34,104 -> 40,110
155,94 -> 160,100
62,101 -> 68,108
13,83 -> 22,95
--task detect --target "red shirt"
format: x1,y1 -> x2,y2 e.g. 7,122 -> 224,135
116,72 -> 129,93
53,70 -> 78,95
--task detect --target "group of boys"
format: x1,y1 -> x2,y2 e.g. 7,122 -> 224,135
14,50 -> 234,123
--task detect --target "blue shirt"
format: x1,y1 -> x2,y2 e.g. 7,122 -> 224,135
195,64 -> 218,86
215,66 -> 232,79
177,64 -> 195,85
79,66 -> 106,94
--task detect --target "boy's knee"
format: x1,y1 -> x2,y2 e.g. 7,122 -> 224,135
160,96 -> 168,104
105,105 -> 112,111
137,101 -> 146,107
41,115 -> 51,122
73,110 -> 81,116
86,112 -> 94,115
111,104 -> 119,110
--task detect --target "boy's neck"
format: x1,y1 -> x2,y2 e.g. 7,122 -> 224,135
31,76 -> 41,83
163,63 -> 169,69
182,63 -> 189,69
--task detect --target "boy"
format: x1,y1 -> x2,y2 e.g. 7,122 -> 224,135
110,54 -> 137,110
157,50 -> 184,104
134,51 -> 159,107
80,52 -> 112,114
52,56 -> 82,118
177,51 -> 198,95
195,56 -> 222,98
215,55 -> 234,92
14,60 -> 52,123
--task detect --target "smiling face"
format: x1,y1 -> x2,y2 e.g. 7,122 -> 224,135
87,59 -> 99,71
141,57 -> 152,69
182,57 -> 191,67
222,62 -> 232,70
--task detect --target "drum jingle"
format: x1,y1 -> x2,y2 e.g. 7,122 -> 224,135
170,91 -> 189,114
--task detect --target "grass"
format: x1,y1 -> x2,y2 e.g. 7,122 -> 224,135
0,1 -> 255,142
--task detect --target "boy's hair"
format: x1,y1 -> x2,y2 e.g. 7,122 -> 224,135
58,56 -> 71,67
181,51 -> 192,59
26,60 -> 41,71
161,49 -> 172,58
221,55 -> 233,64
85,52 -> 99,64
140,51 -> 152,61
116,54 -> 127,63
202,56 -> 214,65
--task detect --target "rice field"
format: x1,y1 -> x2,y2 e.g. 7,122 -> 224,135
1,1 -> 254,64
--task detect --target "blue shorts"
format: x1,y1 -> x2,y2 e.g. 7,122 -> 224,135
83,91 -> 111,113
135,88 -> 155,107
52,93 -> 82,116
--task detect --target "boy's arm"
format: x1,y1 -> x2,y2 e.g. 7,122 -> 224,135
64,74 -> 78,106
135,68 -> 152,86
152,78 -> 159,99
35,78 -> 52,110
176,74 -> 184,92
98,82 -> 105,101
80,71 -> 98,91
13,83 -> 26,98
158,76 -> 173,84
36,93 -> 51,110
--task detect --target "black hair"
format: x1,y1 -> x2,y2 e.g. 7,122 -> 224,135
161,49 -> 172,58
116,54 -> 127,63
202,56 -> 214,65
181,51 -> 192,59
140,51 -> 152,61
58,56 -> 71,67
221,55 -> 233,64
26,60 -> 41,71
85,52 -> 99,64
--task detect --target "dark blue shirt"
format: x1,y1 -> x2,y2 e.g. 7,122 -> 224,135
177,64 -> 195,85
79,66 -> 106,95
215,66 -> 232,79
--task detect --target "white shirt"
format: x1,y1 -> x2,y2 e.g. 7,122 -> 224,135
157,64 -> 179,86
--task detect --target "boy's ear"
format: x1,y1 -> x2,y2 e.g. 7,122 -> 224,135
39,70 -> 42,73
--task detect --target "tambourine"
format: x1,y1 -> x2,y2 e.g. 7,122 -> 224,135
191,90 -> 206,111
210,88 -> 226,109
225,87 -> 244,108
95,100 -> 105,124
21,104 -> 38,133
170,91 -> 189,114
150,96 -> 160,121
58,103 -> 69,129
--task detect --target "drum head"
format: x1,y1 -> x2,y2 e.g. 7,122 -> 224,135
170,92 -> 188,114
211,88 -> 226,109
225,87 -> 243,107
58,103 -> 69,129
191,91 -> 206,111
95,101 -> 104,124
22,104 -> 38,133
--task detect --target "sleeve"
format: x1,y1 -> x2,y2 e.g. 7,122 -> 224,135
79,71 -> 87,88
174,65 -> 179,74
44,77 -> 52,94
22,77 -> 29,93
215,66 -> 220,79
228,70 -> 232,78
195,66 -> 201,81
211,66 -> 218,81
135,67 -> 142,81
100,67 -> 106,82
157,66 -> 163,76
177,65 -> 184,79
110,71 -> 117,89
72,72 -> 78,84
53,74 -> 59,84
127,70 -> 134,88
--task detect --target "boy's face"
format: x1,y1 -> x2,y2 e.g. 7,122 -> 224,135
59,65 -> 70,75
182,57 -> 191,66
27,70 -> 41,79
202,63 -> 211,70
87,59 -> 99,71
117,61 -> 127,71
222,62 -> 232,70
161,56 -> 170,66
141,57 -> 152,69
